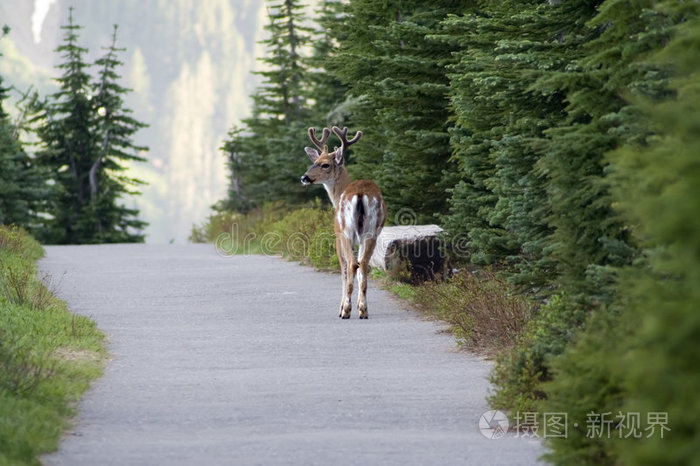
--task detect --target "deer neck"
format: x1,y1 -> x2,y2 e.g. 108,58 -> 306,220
322,167 -> 351,210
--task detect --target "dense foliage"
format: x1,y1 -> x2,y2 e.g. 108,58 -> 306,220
190,200 -> 338,271
1,9 -> 148,244
215,1 -> 699,463
0,29 -> 47,231
0,87 -> 47,230
541,3 -> 700,463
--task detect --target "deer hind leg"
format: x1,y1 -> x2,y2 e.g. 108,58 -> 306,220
337,235 -> 355,319
357,237 -> 376,319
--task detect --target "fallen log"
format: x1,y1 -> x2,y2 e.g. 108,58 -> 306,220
369,225 -> 446,282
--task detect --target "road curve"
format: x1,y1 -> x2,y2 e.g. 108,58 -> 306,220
40,244 -> 543,465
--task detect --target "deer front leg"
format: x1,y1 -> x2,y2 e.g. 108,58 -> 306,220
357,238 -> 376,319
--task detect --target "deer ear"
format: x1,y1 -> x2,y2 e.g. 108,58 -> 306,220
333,147 -> 344,165
305,147 -> 320,162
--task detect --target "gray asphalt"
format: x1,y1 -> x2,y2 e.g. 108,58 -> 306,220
39,244 -> 543,466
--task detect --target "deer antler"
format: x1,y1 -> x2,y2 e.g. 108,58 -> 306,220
332,126 -> 362,155
308,127 -> 331,152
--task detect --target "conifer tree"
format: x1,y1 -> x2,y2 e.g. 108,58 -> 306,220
440,0 -> 598,287
35,9 -> 147,243
308,0 -> 348,125
223,0 -> 315,212
87,24 -> 148,242
333,1 -> 469,224
0,77 -> 48,230
540,4 -> 700,463
435,0 -> 683,426
534,0 -> 672,304
34,9 -> 97,243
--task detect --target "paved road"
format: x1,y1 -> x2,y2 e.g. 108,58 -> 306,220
40,244 -> 542,465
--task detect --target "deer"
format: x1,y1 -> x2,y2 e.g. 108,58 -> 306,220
300,126 -> 387,319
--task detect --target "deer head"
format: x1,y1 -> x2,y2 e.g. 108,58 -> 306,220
300,126 -> 362,187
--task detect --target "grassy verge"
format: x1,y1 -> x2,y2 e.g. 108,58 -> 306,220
371,267 -> 535,357
0,225 -> 105,466
191,201 -> 339,271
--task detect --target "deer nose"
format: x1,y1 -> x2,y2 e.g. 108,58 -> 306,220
300,174 -> 312,185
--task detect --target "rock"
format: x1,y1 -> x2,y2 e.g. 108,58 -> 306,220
370,225 -> 446,282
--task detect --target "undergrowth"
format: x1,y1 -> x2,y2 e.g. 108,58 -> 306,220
373,267 -> 535,356
0,225 -> 105,466
191,200 -> 339,271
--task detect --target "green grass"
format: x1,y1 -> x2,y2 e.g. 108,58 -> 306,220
191,201 -> 340,271
0,225 -> 105,466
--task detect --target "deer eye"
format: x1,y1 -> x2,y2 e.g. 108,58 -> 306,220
321,163 -> 330,169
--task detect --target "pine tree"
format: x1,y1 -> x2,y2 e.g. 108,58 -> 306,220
35,9 -> 147,243
308,0 -> 349,125
534,0 -> 673,304
0,77 -> 48,230
473,0 -> 677,423
441,0 -> 669,297
541,4 -> 700,463
256,0 -> 311,124
34,8 -> 97,243
87,24 -> 148,242
439,1 -> 596,286
332,1 -> 469,224
223,0 -> 315,212
610,9 -> 700,463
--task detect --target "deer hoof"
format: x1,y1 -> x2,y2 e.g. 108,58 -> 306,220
340,299 -> 352,319
358,303 -> 368,319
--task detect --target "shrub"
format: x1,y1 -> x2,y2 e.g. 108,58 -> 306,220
0,257 -> 33,307
488,293 -> 588,415
409,268 -> 534,354
192,202 -> 287,254
269,201 -> 338,269
0,225 -> 43,261
308,224 -> 339,270
196,201 -> 340,271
